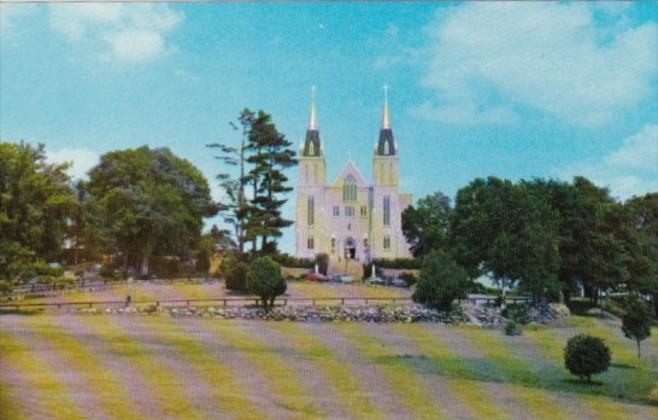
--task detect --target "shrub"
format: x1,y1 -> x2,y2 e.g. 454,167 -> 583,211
621,296 -> 652,358
0,280 -> 12,298
501,304 -> 531,324
504,320 -> 522,336
564,334 -> 611,382
246,256 -> 287,309
412,251 -> 467,310
271,253 -> 314,269
221,255 -> 247,292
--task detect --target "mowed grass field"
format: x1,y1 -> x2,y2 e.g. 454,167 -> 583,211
1,311 -> 657,420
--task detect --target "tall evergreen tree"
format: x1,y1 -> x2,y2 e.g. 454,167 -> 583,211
245,110 -> 297,253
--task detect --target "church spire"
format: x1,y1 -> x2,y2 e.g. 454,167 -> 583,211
309,85 -> 318,130
382,84 -> 391,129
376,84 -> 396,156
302,86 -> 321,157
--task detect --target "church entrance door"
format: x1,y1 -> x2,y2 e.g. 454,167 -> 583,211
344,237 -> 357,260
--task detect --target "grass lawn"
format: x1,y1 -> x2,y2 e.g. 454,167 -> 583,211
1,310 -> 657,419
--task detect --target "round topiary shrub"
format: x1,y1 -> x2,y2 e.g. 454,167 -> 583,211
221,255 -> 247,292
246,256 -> 287,309
564,334 -> 611,383
504,320 -> 522,336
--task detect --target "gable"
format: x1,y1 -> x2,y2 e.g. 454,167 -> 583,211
330,160 -> 369,188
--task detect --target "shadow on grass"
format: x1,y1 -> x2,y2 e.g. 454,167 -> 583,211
611,363 -> 636,370
562,378 -> 605,386
372,352 -> 654,406
0,308 -> 44,316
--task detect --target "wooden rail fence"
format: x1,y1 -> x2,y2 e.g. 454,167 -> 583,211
0,295 -> 530,311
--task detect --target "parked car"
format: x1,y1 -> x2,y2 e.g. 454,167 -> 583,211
306,272 -> 330,282
366,276 -> 385,285
338,274 -> 353,284
390,277 -> 408,288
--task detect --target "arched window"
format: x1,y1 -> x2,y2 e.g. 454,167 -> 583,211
384,141 -> 389,155
308,142 -> 315,156
307,195 -> 315,226
343,175 -> 357,201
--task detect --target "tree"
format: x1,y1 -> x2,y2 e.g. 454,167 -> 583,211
624,193 -> 658,315
245,110 -> 297,254
208,109 -> 297,256
246,256 -> 287,308
402,191 -> 452,258
87,146 -> 218,276
450,177 -> 560,304
621,297 -> 652,357
412,250 -> 467,310
207,110 -> 254,254
0,142 -> 74,281
564,334 -> 611,383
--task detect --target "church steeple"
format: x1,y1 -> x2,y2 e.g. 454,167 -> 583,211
376,84 -> 396,156
302,86 -> 321,157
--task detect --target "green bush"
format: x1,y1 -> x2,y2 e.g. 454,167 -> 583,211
246,256 -> 287,309
564,334 -> 611,382
621,296 -> 652,358
362,262 -> 384,279
221,255 -> 247,292
504,320 -> 522,336
412,251 -> 467,310
0,280 -> 12,298
271,253 -> 314,269
501,304 -> 531,324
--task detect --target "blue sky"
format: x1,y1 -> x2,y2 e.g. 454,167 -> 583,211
1,2 -> 657,254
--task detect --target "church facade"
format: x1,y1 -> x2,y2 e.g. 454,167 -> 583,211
294,91 -> 413,265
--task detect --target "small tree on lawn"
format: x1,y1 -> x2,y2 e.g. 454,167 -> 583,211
564,334 -> 611,383
412,251 -> 467,310
246,256 -> 287,309
621,296 -> 652,358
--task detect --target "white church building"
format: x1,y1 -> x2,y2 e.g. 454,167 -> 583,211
294,88 -> 413,271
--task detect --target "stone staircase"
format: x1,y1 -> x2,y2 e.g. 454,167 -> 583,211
328,258 -> 364,281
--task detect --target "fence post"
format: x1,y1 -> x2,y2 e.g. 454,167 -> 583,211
312,299 -> 316,306
223,299 -> 227,306
365,298 -> 369,305
283,299 -> 287,306
341,298 -> 345,305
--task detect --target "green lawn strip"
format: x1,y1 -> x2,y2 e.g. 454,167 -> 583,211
392,324 -> 515,420
0,364 -> 26,420
199,320 -> 323,419
76,315 -> 204,419
524,321 -> 650,419
268,322 -> 383,420
19,316 -> 139,419
0,329 -> 85,420
457,326 -> 573,420
335,323 -> 446,420
137,317 -> 265,420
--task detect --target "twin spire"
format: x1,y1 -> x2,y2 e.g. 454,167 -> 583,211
303,85 -> 395,157
306,85 -> 392,131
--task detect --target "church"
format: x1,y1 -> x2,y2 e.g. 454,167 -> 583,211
295,88 -> 413,270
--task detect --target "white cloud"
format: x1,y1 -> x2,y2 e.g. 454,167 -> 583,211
48,148 -> 100,180
555,124 -> 658,200
418,3 -> 657,127
48,3 -> 183,63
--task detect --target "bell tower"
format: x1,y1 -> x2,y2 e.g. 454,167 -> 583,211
296,86 -> 326,258
373,84 -> 399,187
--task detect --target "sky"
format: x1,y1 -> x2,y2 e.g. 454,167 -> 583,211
1,1 -> 657,254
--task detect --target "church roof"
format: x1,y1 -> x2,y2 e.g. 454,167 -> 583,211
330,160 -> 369,187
